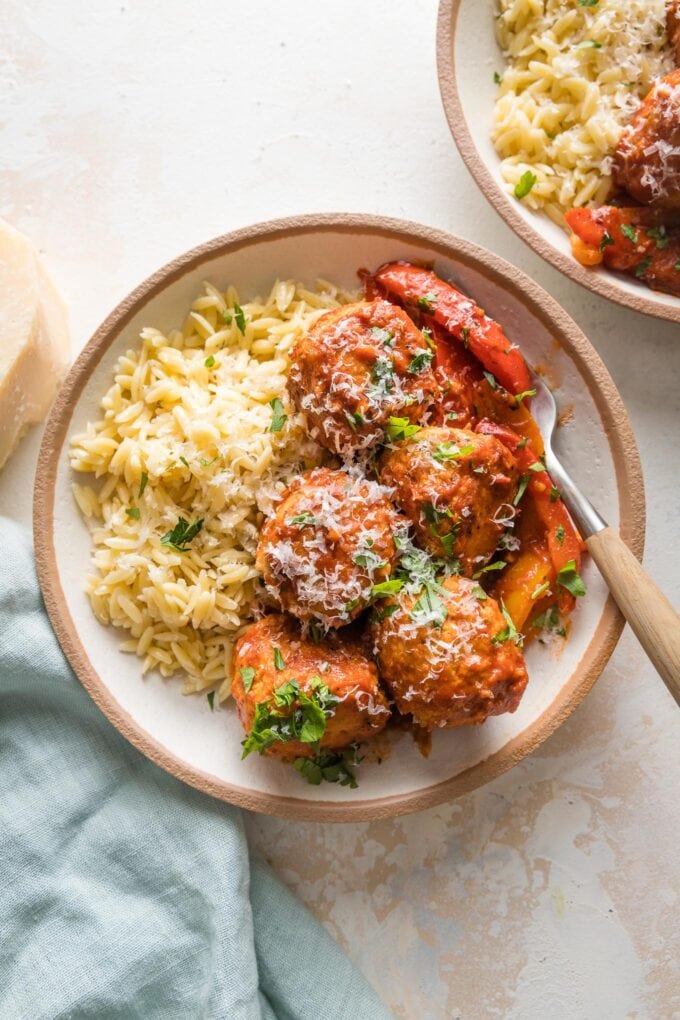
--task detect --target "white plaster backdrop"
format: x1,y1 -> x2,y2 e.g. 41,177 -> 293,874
1,2 -> 678,1017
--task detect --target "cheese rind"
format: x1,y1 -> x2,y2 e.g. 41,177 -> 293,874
0,219 -> 70,470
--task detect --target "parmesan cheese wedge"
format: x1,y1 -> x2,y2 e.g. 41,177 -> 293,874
0,219 -> 70,470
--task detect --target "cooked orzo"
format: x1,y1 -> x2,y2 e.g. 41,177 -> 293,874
70,278 -> 354,701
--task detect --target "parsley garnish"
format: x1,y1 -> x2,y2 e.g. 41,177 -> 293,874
483,371 -> 498,390
577,39 -> 601,48
513,474 -> 530,506
179,456 -> 190,468
422,327 -> 436,351
386,417 -> 421,441
473,560 -> 507,579
411,585 -> 448,629
408,350 -> 434,374
370,326 -> 394,346
494,71 -> 503,85
531,581 -> 550,601
354,550 -> 388,570
345,409 -> 365,431
372,578 -> 405,598
557,560 -> 586,597
621,223 -> 638,244
514,171 -> 537,199
493,600 -> 523,646
373,602 -> 399,622
550,485 -> 561,502
647,226 -> 668,250
372,355 -> 395,388
233,303 -> 247,335
287,512 -> 318,527
138,472 -> 148,498
635,257 -> 652,279
556,525 -> 565,545
472,586 -> 488,600
532,605 -> 565,637
269,397 -> 287,433
599,231 -> 614,253
204,355 -> 216,368
432,442 -> 474,463
241,677 -> 338,758
579,0 -> 599,6
416,291 -> 438,313
125,507 -> 140,520
160,516 -> 204,553
528,461 -> 545,473
240,666 -> 256,693
293,746 -> 359,788
207,691 -> 215,711
514,389 -> 536,407
273,648 -> 285,671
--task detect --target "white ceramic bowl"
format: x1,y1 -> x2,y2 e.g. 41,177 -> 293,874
34,214 -> 644,821
437,0 -> 680,324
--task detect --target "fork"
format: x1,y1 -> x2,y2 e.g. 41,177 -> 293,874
530,375 -> 680,704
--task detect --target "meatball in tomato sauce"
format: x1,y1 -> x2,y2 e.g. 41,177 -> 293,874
379,426 -> 520,575
232,614 -> 391,762
370,575 -> 528,730
255,467 -> 405,628
287,299 -> 439,457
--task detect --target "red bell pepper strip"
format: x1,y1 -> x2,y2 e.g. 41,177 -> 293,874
565,207 -> 680,297
475,418 -> 584,611
370,261 -> 533,396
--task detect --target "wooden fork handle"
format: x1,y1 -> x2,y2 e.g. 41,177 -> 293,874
586,528 -> 680,705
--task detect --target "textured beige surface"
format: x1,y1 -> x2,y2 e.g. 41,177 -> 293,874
0,1 -> 678,1016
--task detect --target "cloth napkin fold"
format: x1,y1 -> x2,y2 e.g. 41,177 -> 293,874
0,518 -> 391,1020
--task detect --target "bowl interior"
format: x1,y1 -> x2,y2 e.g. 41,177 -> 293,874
442,0 -> 680,322
39,218 -> 641,819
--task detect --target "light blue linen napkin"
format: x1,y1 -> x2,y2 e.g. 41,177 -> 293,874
0,518 -> 391,1020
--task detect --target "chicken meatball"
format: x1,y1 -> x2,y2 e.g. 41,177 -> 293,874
288,299 -> 439,457
255,467 -> 405,628
233,614 -> 391,762
370,575 -> 528,729
613,70 -> 680,209
379,426 -> 519,575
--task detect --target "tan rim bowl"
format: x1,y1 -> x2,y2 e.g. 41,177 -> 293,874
34,213 -> 645,822
437,0 -> 680,324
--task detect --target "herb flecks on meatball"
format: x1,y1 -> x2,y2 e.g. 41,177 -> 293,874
232,615 -> 391,780
371,575 -> 528,730
287,299 -> 439,457
255,467 -> 406,628
379,425 -> 520,575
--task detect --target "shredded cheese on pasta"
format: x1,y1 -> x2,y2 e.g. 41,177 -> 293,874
492,0 -> 673,223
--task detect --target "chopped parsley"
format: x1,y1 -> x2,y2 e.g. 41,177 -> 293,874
556,525 -> 565,545
138,472 -> 149,498
432,441 -> 474,463
493,600 -> 523,646
514,171 -> 537,200
179,456 -> 190,468
372,578 -> 405,598
599,231 -> 614,253
241,677 -> 338,758
483,371 -> 498,390
200,455 -> 218,467
287,512 -> 318,527
550,485 -> 561,502
160,516 -> 204,553
635,256 -> 652,279
472,586 -> 488,601
494,71 -> 503,85
370,326 -> 394,346
513,474 -> 530,506
621,223 -> 638,244
422,327 -> 436,351
372,355 -> 395,388
461,326 -> 470,347
240,666 -> 256,693
647,226 -> 668,250
473,560 -> 507,579
207,691 -> 215,711
345,409 -> 366,431
532,605 -> 565,637
411,585 -> 448,629
557,560 -> 586,597
531,581 -> 551,601
416,291 -> 438,313
125,507 -> 141,520
233,303 -> 247,335
204,355 -> 216,368
269,397 -> 287,433
386,416 -> 421,441
408,350 -> 434,374
354,550 -> 388,571
273,648 -> 285,671
514,388 -> 536,407
578,0 -> 599,6
293,746 -> 359,788
577,39 -> 601,49
373,602 -> 399,622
